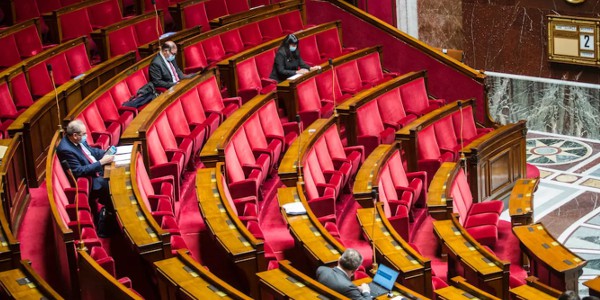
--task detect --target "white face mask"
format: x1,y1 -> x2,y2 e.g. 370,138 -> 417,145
289,45 -> 297,52
80,134 -> 87,144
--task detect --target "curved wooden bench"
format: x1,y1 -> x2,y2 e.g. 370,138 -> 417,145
154,249 -> 252,300
426,162 -> 457,220
6,38 -> 135,187
513,223 -> 586,294
0,260 -> 62,299
77,250 -> 143,299
356,203 -> 432,296
208,0 -> 301,28
508,178 -> 538,226
433,215 -> 510,299
196,164 -> 265,299
510,276 -> 562,300
435,276 -> 500,300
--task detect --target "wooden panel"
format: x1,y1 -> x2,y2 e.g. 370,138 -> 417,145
196,165 -> 264,299
510,276 -> 562,299
508,179 -> 538,226
356,203 -> 432,296
435,276 -> 500,300
209,0 -> 301,28
433,216 -> 509,299
584,276 -> 600,297
42,0 -> 111,44
77,250 -> 143,300
352,142 -> 396,208
513,223 -> 586,293
426,162 -> 458,220
154,250 -> 251,300
0,260 -> 63,299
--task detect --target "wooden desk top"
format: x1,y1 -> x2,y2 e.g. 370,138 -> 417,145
109,165 -> 162,247
509,284 -> 557,300
352,277 -> 430,299
513,223 -> 586,273
433,219 -> 505,275
508,179 -> 538,223
155,250 -> 251,300
426,162 -> 456,210
584,276 -> 600,293
195,167 -> 260,257
277,186 -> 343,265
257,260 -> 349,299
353,143 -> 396,198
356,204 -> 428,273
0,261 -> 62,299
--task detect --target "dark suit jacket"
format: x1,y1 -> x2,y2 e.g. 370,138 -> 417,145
148,53 -> 186,90
269,47 -> 311,82
56,135 -> 105,191
316,266 -> 372,300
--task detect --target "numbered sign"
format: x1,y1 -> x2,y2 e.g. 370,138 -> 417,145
548,15 -> 599,66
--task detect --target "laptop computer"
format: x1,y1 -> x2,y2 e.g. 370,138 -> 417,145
368,264 -> 400,297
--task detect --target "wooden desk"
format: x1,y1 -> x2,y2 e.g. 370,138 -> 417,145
513,223 -> 586,293
277,185 -> 343,271
509,179 -> 538,226
436,276 -> 500,300
356,203 -> 432,296
78,250 -> 142,299
427,162 -> 458,220
433,217 -> 509,299
154,249 -> 251,300
208,0 -> 300,28
257,260 -> 349,300
352,277 -> 430,299
584,276 -> 600,297
278,117 -> 338,187
352,143 -> 397,208
0,260 -> 62,299
196,165 -> 264,299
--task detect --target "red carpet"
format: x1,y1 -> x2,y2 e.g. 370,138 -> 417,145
17,183 -> 54,283
176,169 -> 206,262
337,194 -> 373,268
258,177 -> 294,261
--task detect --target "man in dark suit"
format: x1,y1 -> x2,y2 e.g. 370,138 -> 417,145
148,40 -> 194,90
316,249 -> 372,299
56,120 -> 115,221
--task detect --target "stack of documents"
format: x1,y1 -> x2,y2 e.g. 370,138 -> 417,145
282,202 -> 307,215
113,145 -> 133,166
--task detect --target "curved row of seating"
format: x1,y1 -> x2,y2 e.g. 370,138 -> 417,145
0,18 -> 50,70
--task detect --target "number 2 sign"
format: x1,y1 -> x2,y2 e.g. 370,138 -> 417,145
580,34 -> 595,50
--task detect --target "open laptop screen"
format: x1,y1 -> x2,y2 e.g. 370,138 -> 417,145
372,264 -> 399,291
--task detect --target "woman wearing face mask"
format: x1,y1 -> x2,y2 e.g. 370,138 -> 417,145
269,34 -> 321,83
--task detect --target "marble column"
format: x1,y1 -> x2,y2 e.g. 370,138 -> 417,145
416,0 -> 463,49
397,0 -> 419,38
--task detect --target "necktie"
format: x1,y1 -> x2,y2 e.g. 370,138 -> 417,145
169,61 -> 180,82
80,144 -> 100,177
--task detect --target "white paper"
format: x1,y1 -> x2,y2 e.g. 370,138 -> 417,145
282,202 -> 306,215
114,160 -> 130,166
113,154 -> 131,162
115,145 -> 133,155
0,145 -> 7,160
287,73 -> 302,80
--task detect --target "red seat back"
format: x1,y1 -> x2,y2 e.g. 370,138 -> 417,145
279,11 -> 304,32
356,100 -> 385,136
154,114 -> 178,150
196,77 -> 224,111
146,127 -> 169,166
65,43 -> 92,76
255,50 -> 276,79
434,115 -> 458,151
416,125 -> 442,160
451,106 -> 479,142
258,17 -> 283,38
0,83 -> 18,116
9,73 -> 34,108
82,103 -> 108,132
95,92 -> 121,123
244,115 -> 269,150
183,43 -> 208,73
221,29 -> 245,55
399,78 -> 429,114
14,0 -> 42,23
225,142 -> 245,182
298,35 -> 320,65
204,0 -> 228,20
450,178 -> 468,224
180,89 -> 208,124
314,138 -> 334,172
387,151 -> 409,187
239,23 -> 263,47
315,28 -> 342,58
315,69 -> 343,104
225,0 -> 250,14
134,16 -> 162,45
125,68 -> 149,95
236,58 -> 261,91
357,52 -> 384,84
165,100 -> 192,136
15,24 -> 44,58
37,0 -> 62,14
377,89 -> 407,125
323,125 -> 346,159
455,169 -> 474,210
335,60 -> 362,93
297,79 -> 321,111
182,1 -> 210,30
88,0 -> 123,28
0,36 -> 21,69
257,101 -> 285,138
202,36 -> 226,63
59,9 -> 93,42
108,27 -> 138,58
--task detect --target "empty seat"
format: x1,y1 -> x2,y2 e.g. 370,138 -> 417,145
165,100 -> 206,158
236,56 -> 277,102
279,11 -> 305,33
451,105 -> 493,145
314,69 -> 350,105
335,60 -> 366,95
258,16 -> 284,40
135,152 -> 177,221
239,23 -> 264,47
356,51 -> 397,86
221,29 -> 246,55
315,28 -> 355,60
297,79 -> 334,127
81,103 -> 121,148
377,88 -> 417,130
180,1 -> 210,30
179,88 -> 221,135
257,101 -> 299,151
154,114 -> 194,170
146,127 -> 183,197
416,125 -> 454,184
183,43 -> 209,73
323,125 -> 363,178
387,151 -> 427,208
298,35 -> 321,66
196,77 -> 241,122
399,77 -> 444,116
378,168 -> 410,240
433,115 -> 461,160
244,115 -> 281,170
356,100 -> 396,156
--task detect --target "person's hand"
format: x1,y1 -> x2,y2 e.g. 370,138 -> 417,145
359,283 -> 370,294
296,68 -> 309,74
310,66 -> 322,71
99,155 -> 114,165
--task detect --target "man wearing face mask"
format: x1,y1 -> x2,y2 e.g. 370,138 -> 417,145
149,40 -> 194,90
270,34 -> 321,83
56,120 -> 115,228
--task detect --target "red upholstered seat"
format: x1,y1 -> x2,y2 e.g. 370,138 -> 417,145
298,35 -> 321,66
255,50 -> 276,80
165,100 -> 206,158
0,36 -> 21,69
335,60 -> 366,95
203,36 -> 227,65
244,115 -> 282,169
170,235 -> 188,255
314,138 -> 352,187
314,69 -> 350,105
13,0 -> 45,33
376,88 -> 417,130
196,76 -> 240,121
378,174 -> 410,241
183,43 -> 209,73
434,115 -> 460,160
134,16 -> 162,45
154,114 -> 194,170
9,73 -> 34,109
323,125 -> 363,177
257,101 -> 299,151
451,105 -> 493,145
232,128 -> 271,185
387,151 -> 427,208
303,155 -> 337,224
356,100 -> 396,156
141,0 -> 173,28
236,57 -> 277,102
455,169 -> 503,215
77,117 -> 109,149
225,142 -> 261,200
95,92 -> 135,131
36,0 -> 62,14
279,11 -> 305,33
0,83 -> 25,136
15,22 -> 45,58
135,152 -> 177,221
146,127 -> 182,197
179,88 -> 221,135
416,125 -> 454,183
204,0 -> 228,20
88,0 -> 123,29
356,52 -> 396,86
297,79 -> 334,126
81,103 -> 121,147
315,28 -> 354,59
58,8 -> 94,43
181,1 -> 210,30
160,215 -> 181,235
108,27 -> 138,58
258,17 -> 284,40
399,77 -> 444,116
225,0 -> 250,15
221,30 -> 247,55
239,23 -> 265,47
306,149 -> 343,199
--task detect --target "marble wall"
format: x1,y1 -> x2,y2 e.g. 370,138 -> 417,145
487,73 -> 600,139
417,0 -> 463,50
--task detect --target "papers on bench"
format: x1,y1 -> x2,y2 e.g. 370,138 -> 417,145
287,73 -> 303,80
0,145 -> 7,163
113,145 -> 133,166
282,202 -> 307,215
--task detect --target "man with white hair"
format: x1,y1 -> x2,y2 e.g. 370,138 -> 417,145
56,120 -> 115,236
316,248 -> 372,299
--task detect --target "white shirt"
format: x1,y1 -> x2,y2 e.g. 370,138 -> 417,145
80,143 -> 98,163
159,51 -> 178,83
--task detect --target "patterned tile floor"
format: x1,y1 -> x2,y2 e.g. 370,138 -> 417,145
514,130 -> 600,295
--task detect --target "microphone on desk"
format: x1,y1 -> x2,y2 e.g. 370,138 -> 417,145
457,100 -> 467,174
296,114 -> 303,182
328,58 -> 337,116
48,63 -> 63,132
370,187 -> 378,273
61,160 -> 87,251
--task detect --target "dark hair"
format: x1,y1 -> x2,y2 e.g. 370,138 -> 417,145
338,249 -> 362,271
280,34 -> 299,60
583,296 -> 600,300
161,43 -> 172,51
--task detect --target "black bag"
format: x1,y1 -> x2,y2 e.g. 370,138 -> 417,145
97,206 -> 118,238
123,82 -> 157,108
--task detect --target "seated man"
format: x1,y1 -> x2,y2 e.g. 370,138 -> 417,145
57,120 -> 115,236
316,249 -> 372,300
149,40 -> 194,91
